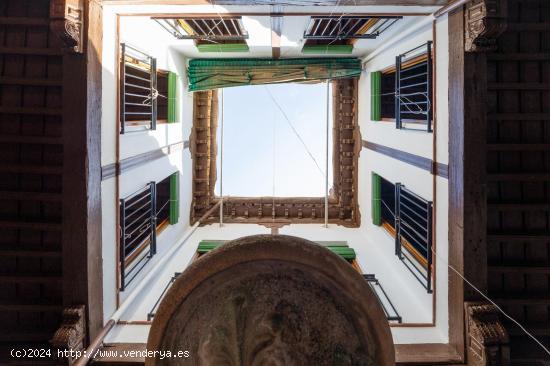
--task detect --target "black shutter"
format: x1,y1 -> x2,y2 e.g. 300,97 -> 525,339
395,183 -> 433,293
395,41 -> 433,132
120,43 -> 158,134
119,182 -> 157,291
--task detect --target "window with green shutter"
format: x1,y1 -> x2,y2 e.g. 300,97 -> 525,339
370,71 -> 381,121
169,172 -> 179,224
167,72 -> 177,123
371,172 -> 382,225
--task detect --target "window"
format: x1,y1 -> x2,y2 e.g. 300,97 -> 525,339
119,182 -> 156,290
395,42 -> 433,131
119,172 -> 179,290
372,173 -> 433,293
395,183 -> 433,293
303,16 -> 401,54
380,72 -> 396,119
153,17 -> 249,53
155,176 -> 171,228
120,43 -> 157,133
370,41 -> 433,132
119,43 -> 178,134
380,177 -> 396,230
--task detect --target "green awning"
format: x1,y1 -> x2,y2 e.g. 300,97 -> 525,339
187,58 -> 362,91
197,240 -> 356,261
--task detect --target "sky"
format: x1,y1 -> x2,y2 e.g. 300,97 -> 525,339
214,82 -> 333,197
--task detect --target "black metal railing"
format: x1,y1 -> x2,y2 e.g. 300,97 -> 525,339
395,183 -> 433,293
363,274 -> 401,323
395,41 -> 433,132
120,43 -> 157,134
304,16 -> 402,41
120,182 -> 157,291
153,17 -> 249,41
147,272 -> 181,321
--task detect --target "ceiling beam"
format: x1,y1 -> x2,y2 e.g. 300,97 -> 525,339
212,0 -> 446,4
103,0 -> 447,6
271,15 -> 282,59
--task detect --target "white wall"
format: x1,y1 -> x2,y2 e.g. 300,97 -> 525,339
101,11 -> 195,322
106,223 -> 447,345
101,4 -> 452,347
358,15 -> 450,343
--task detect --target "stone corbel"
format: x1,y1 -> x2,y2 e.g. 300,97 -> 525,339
465,301 -> 510,366
50,0 -> 84,53
50,305 -> 87,365
465,0 -> 507,52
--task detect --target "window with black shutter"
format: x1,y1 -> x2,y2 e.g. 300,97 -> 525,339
119,182 -> 157,291
395,183 -> 433,293
153,17 -> 249,53
302,16 -> 401,54
395,41 -> 433,132
372,173 -> 433,293
119,43 -> 178,133
120,43 -> 157,133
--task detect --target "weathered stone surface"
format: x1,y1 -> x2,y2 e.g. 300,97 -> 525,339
147,235 -> 394,365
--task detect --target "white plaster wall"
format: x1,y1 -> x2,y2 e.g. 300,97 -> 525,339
101,4 -> 451,346
357,14 -> 450,343
106,223 -> 447,345
101,9 -> 195,323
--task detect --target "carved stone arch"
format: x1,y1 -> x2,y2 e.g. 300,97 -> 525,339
147,235 -> 394,365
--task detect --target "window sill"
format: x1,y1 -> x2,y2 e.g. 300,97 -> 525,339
380,220 -> 428,269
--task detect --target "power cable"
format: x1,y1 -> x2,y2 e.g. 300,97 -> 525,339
263,85 -> 325,177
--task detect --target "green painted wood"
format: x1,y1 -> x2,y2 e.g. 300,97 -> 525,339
197,240 -> 356,260
167,72 -> 177,123
197,43 -> 250,53
301,44 -> 353,55
187,58 -> 361,91
370,71 -> 382,121
169,172 -> 179,224
372,172 -> 382,226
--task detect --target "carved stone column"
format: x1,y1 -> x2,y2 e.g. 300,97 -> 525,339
465,0 -> 507,52
50,305 -> 87,365
465,302 -> 510,366
50,0 -> 84,53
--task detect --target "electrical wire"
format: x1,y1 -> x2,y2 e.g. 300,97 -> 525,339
430,245 -> 550,357
263,85 -> 325,177
272,99 -> 276,220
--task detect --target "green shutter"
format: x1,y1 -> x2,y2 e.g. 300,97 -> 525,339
197,43 -> 250,53
167,72 -> 177,123
372,172 -> 382,226
198,240 -> 356,261
169,172 -> 179,224
301,44 -> 353,54
370,71 -> 382,121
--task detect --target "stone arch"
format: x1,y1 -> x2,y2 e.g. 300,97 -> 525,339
147,234 -> 394,365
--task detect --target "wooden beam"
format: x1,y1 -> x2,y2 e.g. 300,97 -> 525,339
61,0 -> 104,341
450,5 -> 489,297
271,14 -> 282,60
102,0 -> 446,5
101,141 -> 185,180
362,140 -> 449,178
395,343 -> 462,365
447,5 -> 492,362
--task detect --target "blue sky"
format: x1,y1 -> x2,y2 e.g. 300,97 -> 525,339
214,82 -> 333,197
